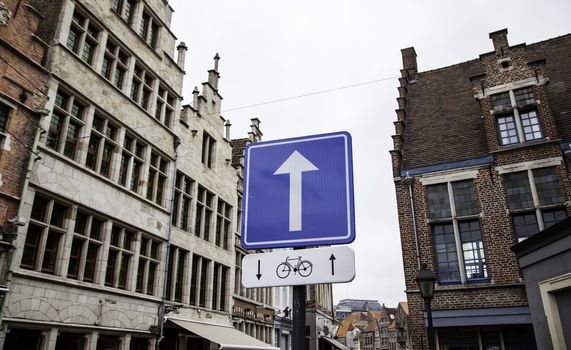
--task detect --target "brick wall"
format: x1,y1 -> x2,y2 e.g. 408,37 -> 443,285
0,0 -> 49,231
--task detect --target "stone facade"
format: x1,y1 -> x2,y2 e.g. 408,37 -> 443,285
392,29 -> 571,349
0,1 -> 275,349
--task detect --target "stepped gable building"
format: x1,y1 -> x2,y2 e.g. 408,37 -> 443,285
0,0 -> 276,349
0,0 -> 49,326
391,29 -> 571,349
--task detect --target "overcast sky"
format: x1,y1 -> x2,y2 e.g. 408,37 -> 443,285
169,0 -> 571,307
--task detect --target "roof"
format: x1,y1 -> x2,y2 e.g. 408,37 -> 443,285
401,59 -> 486,169
400,33 -> 571,170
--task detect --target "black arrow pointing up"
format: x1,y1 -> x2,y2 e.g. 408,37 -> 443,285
256,260 -> 262,280
329,254 -> 336,275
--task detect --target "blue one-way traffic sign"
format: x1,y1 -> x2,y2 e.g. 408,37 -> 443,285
241,131 -> 355,249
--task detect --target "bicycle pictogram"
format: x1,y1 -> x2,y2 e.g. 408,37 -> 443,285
276,256 -> 313,279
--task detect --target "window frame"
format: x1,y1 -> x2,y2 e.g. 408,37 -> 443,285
47,88 -> 87,161
504,166 -> 567,241
492,86 -> 543,146
136,236 -> 160,296
21,195 -> 69,275
195,185 -> 214,242
426,179 -> 488,284
101,38 -> 129,90
215,199 -> 232,250
66,9 -> 100,66
146,150 -> 169,206
105,224 -> 135,289
86,113 -> 118,179
67,210 -> 105,283
201,132 -> 216,168
172,171 -> 194,232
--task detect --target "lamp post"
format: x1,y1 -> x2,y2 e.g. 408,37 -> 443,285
416,263 -> 436,350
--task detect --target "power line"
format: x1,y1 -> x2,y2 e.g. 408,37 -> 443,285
221,75 -> 399,113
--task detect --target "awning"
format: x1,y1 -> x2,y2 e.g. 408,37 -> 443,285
169,318 -> 279,350
320,336 -> 348,350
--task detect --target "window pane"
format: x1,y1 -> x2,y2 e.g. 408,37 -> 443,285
491,92 -> 511,111
452,180 -> 477,217
432,224 -> 460,283
533,167 -> 564,206
41,231 -> 61,274
427,183 -> 451,219
497,115 -> 519,145
459,221 -> 488,280
22,225 -> 41,269
67,238 -> 83,278
514,87 -> 535,106
513,213 -> 539,241
504,171 -> 533,210
521,110 -> 542,141
542,209 -> 567,229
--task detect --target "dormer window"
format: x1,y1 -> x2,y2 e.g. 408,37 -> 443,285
492,87 -> 543,146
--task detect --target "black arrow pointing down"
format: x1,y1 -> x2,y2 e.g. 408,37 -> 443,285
256,260 -> 262,280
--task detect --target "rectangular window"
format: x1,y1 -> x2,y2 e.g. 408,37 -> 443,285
166,247 -> 187,303
234,251 -> 244,296
105,225 -> 134,289
21,195 -> 69,274
0,103 -> 9,132
195,186 -> 214,241
155,85 -> 175,128
201,132 -> 216,168
190,255 -> 210,307
67,211 -> 104,283
120,134 -> 146,194
67,9 -> 99,66
504,167 -> 567,241
139,9 -> 160,48
130,63 -> 154,111
101,39 -> 129,90
146,151 -> 168,206
492,87 -> 543,146
427,179 -> 486,284
215,199 -> 232,249
86,114 -> 117,178
136,236 -> 160,295
113,0 -> 135,24
47,89 -> 86,161
213,263 -> 229,311
173,171 -> 194,232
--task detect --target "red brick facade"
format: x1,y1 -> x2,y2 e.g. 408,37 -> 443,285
0,0 -> 48,287
392,29 -> 571,349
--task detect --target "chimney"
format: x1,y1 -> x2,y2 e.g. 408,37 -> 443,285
250,118 -> 262,142
208,53 -> 220,90
401,47 -> 418,80
224,119 -> 232,140
192,86 -> 200,109
489,29 -> 509,53
176,42 -> 188,70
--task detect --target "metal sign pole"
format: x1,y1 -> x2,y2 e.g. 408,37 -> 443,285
292,284 -> 306,350
292,246 -> 306,350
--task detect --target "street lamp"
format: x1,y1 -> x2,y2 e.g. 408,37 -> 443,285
416,263 -> 436,350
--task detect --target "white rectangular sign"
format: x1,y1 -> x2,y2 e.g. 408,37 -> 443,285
242,246 -> 356,288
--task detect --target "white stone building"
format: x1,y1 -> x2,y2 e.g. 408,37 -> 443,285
0,1 -> 276,349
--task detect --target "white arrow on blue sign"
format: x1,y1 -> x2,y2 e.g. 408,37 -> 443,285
241,131 -> 355,249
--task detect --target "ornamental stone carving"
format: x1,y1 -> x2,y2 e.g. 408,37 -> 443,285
0,2 -> 12,26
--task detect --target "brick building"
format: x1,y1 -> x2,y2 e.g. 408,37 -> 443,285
0,0 -> 49,325
0,0 -> 276,349
391,29 -> 571,349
